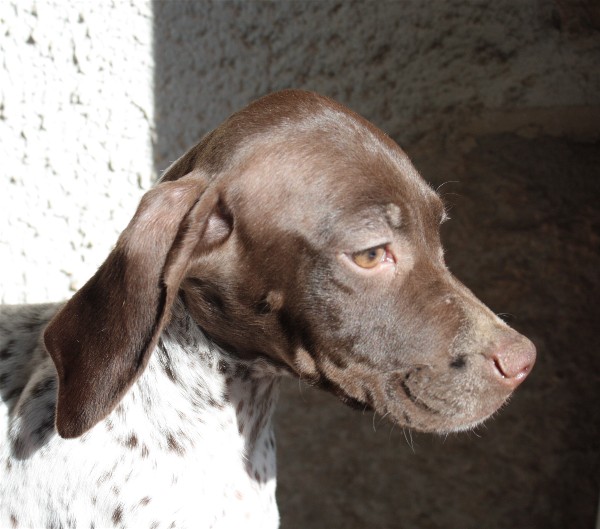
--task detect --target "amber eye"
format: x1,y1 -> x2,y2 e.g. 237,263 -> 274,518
351,246 -> 387,269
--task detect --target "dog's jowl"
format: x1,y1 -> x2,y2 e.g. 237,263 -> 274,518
0,90 -> 535,529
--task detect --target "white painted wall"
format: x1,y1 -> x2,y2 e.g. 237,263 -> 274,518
0,0 -> 154,303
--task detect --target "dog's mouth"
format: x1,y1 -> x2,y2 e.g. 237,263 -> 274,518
380,365 -> 512,433
312,362 -> 514,434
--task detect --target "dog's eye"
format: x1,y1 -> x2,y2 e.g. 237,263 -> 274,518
352,246 -> 387,269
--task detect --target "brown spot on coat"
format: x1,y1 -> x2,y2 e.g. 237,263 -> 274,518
126,434 -> 138,449
112,505 -> 123,525
166,433 -> 185,455
236,400 -> 244,415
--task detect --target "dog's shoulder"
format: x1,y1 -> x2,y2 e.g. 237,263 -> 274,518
0,303 -> 62,452
0,303 -> 61,396
0,302 -> 61,385
0,302 -> 62,353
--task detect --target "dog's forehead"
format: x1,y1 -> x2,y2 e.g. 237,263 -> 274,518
226,107 -> 441,236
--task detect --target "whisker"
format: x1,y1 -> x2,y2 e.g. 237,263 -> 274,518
296,379 -> 309,404
435,180 -> 460,193
402,427 -> 415,453
496,312 -> 515,322
373,411 -> 390,432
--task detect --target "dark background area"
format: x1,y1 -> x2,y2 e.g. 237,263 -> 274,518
153,1 -> 600,528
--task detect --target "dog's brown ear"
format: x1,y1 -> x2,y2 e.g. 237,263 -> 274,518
44,172 -> 231,438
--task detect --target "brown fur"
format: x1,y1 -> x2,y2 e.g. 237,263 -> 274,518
44,90 -> 535,438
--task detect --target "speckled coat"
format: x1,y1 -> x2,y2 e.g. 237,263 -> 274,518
0,300 -> 281,528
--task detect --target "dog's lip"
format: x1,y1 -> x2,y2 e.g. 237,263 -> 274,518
384,367 -> 442,416
381,366 -> 511,433
384,382 -> 507,434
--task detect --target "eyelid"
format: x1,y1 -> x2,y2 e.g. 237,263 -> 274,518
350,238 -> 391,252
349,242 -> 389,256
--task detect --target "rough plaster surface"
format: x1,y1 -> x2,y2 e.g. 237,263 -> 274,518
1,0 -> 599,528
0,0 -> 153,303
152,0 -> 600,168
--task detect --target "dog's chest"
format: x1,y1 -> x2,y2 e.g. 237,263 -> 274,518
89,396 -> 279,529
3,408 -> 278,529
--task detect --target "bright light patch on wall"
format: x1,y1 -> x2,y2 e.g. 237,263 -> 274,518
0,0 -> 154,303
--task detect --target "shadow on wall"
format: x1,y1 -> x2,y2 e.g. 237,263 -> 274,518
152,2 -> 600,528
151,0 -> 429,169
151,0 -> 600,170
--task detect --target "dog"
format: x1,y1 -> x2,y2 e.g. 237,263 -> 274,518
0,90 -> 536,528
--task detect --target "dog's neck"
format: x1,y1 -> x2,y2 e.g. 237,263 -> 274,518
97,299 -> 283,526
121,298 -> 282,483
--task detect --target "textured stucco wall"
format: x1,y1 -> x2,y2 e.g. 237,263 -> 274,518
152,0 -> 600,168
0,0 -> 153,303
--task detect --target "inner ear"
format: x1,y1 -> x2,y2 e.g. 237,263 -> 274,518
203,200 -> 233,248
162,193 -> 232,289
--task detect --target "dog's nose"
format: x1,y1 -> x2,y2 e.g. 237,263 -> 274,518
489,336 -> 536,388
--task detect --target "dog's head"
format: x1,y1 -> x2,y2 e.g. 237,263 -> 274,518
45,90 -> 535,438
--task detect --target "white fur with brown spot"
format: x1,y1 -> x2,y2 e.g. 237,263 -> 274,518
0,300 -> 281,528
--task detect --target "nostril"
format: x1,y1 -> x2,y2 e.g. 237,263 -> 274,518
490,337 -> 536,386
492,356 -> 507,377
492,355 -> 530,379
